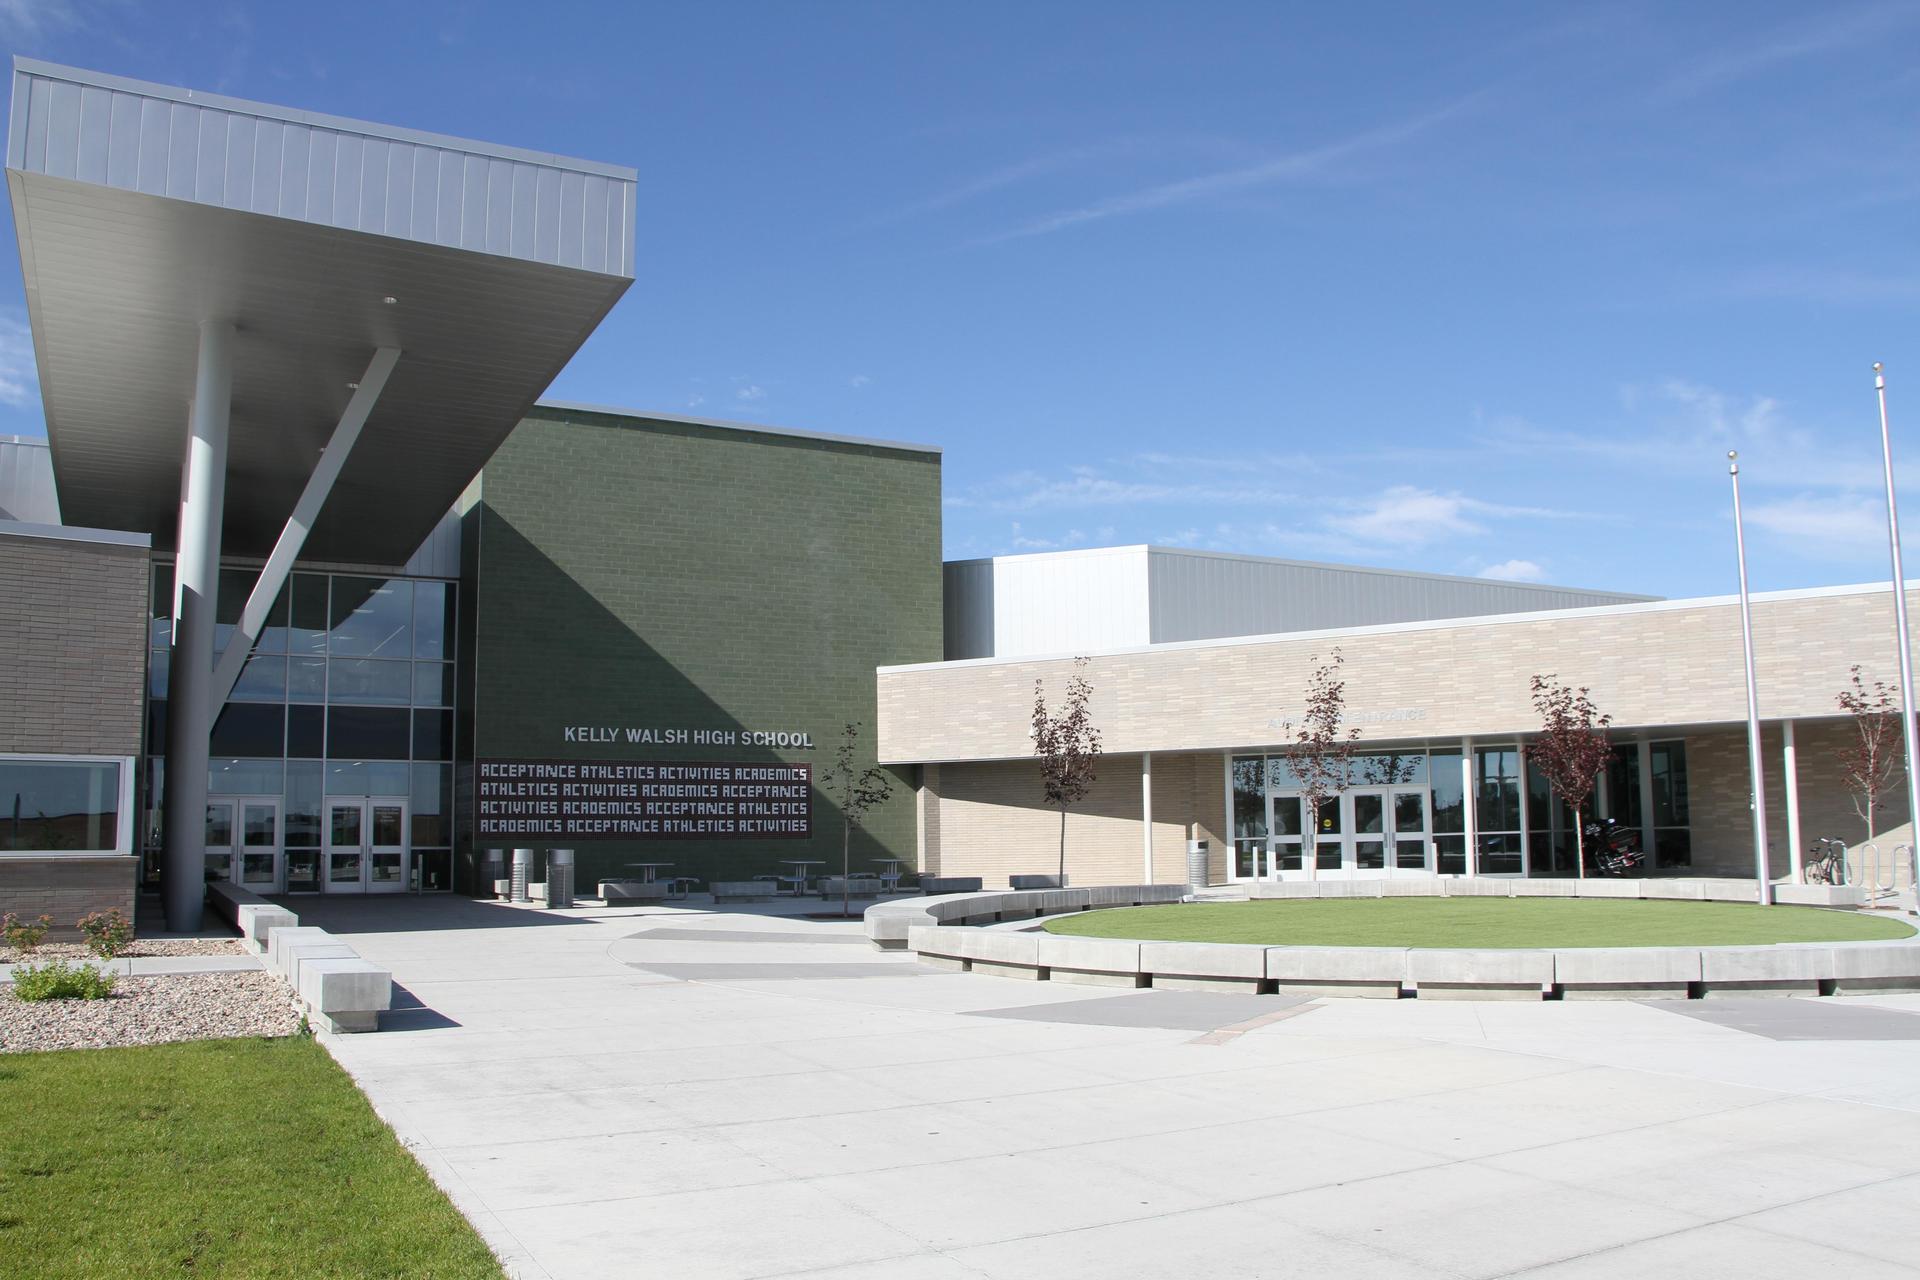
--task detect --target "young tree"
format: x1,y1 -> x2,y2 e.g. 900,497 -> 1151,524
1278,651 -> 1360,880
1528,674 -> 1614,879
1033,657 -> 1102,883
1836,665 -> 1904,842
822,721 -> 894,917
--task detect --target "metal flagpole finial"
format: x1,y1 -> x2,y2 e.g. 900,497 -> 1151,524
1728,450 -> 1739,474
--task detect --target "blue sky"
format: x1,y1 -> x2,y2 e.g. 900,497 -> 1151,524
1,1 -> 1916,597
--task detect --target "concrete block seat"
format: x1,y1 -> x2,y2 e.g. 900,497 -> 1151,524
1009,874 -> 1067,890
264,924 -> 391,1032
205,880 -> 298,953
600,879 -> 668,902
921,877 -> 984,895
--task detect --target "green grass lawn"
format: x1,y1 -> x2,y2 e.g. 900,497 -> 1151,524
0,1035 -> 502,1279
1042,898 -> 1918,949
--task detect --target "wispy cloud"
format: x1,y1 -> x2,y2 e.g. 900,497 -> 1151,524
1480,558 -> 1547,583
849,374 -> 872,389
1651,3 -> 1919,102
945,466 -> 1298,512
975,91 -> 1489,245
0,0 -> 80,39
0,313 -> 40,408
735,384 -> 766,403
1744,493 -> 1889,559
1325,487 -> 1574,548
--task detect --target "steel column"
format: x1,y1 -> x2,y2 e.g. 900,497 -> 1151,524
206,347 -> 400,717
163,320 -> 234,931
1141,751 -> 1154,882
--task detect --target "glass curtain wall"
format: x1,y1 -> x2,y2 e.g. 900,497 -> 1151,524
144,565 -> 457,892
1226,739 -> 1690,879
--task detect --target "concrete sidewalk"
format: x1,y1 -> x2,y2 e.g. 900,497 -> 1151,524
303,896 -> 1920,1280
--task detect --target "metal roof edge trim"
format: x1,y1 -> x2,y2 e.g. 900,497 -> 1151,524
0,517 -> 148,548
531,399 -> 944,456
876,579 -> 1915,674
11,57 -> 637,182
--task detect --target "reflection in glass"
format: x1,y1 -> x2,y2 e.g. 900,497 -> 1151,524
329,577 -> 412,657
205,803 -> 233,846
329,806 -> 361,847
413,582 -> 452,660
285,761 -> 323,848
287,705 -> 325,759
412,763 -> 450,846
327,707 -> 411,759
329,853 -> 360,883
288,658 -> 327,702
0,760 -> 122,853
371,804 -> 404,846
210,705 -> 284,758
231,656 -> 288,702
208,758 -> 285,796
242,804 -> 276,847
285,850 -> 320,891
413,662 -> 453,707
325,760 -> 410,796
328,659 -> 411,706
291,574 -> 330,655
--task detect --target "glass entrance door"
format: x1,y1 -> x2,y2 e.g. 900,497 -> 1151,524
206,799 -> 281,890
238,798 -> 282,892
325,799 -> 409,894
1389,789 -> 1431,877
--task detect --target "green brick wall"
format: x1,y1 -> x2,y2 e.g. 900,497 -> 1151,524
462,408 -> 942,889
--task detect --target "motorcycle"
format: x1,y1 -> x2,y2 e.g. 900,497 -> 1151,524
1583,817 -> 1647,877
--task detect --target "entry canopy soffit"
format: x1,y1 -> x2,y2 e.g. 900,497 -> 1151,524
5,59 -> 636,563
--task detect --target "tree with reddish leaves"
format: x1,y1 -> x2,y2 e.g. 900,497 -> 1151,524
1278,651 -> 1360,880
1836,665 -> 1904,842
1528,674 -> 1614,879
1033,657 -> 1103,884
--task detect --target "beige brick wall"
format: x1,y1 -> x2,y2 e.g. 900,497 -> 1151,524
879,585 -> 1920,764
923,750 -> 1226,887
925,726 -> 1899,887
0,856 -> 137,940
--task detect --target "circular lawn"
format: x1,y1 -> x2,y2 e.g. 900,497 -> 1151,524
1039,898 -> 1917,949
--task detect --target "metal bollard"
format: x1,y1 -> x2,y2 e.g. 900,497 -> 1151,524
510,848 -> 533,903
546,848 -> 575,909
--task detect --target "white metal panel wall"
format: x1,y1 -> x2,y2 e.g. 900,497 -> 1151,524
7,61 -> 635,276
1145,548 -> 1653,644
0,435 -> 58,523
944,547 -> 1153,659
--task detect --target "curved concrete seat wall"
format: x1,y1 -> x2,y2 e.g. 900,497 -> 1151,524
883,886 -> 1920,1001
864,884 -> 1190,949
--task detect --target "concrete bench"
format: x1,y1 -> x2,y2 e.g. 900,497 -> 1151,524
600,879 -> 668,901
921,877 -> 984,895
711,881 -> 779,902
1009,874 -> 1067,890
205,880 -> 299,954
263,924 -> 391,1032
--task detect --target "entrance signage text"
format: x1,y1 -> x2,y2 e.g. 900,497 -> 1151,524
477,758 -> 811,840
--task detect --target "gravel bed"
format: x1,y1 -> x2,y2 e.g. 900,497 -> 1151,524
0,971 -> 301,1053
0,937 -> 246,963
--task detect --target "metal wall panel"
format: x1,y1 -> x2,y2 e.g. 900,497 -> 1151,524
943,547 -> 1153,660
1145,548 -> 1654,644
0,436 -> 59,523
400,505 -> 462,579
8,61 -> 635,277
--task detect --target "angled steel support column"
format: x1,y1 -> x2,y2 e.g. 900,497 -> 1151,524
206,347 -> 400,718
163,320 -> 235,932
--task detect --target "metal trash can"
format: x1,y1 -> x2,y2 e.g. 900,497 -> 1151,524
1186,838 -> 1210,888
481,848 -> 506,898
510,848 -> 533,903
546,848 -> 575,909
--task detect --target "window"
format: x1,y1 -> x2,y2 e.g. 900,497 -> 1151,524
1231,756 -> 1265,878
1650,740 -> 1691,867
0,757 -> 129,853
1475,747 -> 1523,874
1429,750 -> 1466,874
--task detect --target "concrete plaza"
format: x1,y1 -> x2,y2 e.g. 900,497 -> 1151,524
297,896 -> 1920,1280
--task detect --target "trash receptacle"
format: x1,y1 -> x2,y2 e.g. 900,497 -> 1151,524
546,848 -> 575,909
1186,838 -> 1210,888
510,848 -> 533,902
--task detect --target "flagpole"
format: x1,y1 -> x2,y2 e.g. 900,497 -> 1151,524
1729,451 -> 1772,904
1872,364 -> 1920,887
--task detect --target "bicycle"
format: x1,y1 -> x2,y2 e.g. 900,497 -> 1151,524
1804,837 -> 1848,885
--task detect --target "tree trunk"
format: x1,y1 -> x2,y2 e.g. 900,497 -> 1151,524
1305,797 -> 1318,882
842,815 -> 852,918
1057,806 -> 1067,883
1574,804 -> 1585,880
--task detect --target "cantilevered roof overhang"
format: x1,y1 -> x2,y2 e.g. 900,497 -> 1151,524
5,58 -> 635,563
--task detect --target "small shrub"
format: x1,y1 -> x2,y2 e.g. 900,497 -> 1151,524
77,908 -> 134,960
1,913 -> 53,955
12,959 -> 116,1002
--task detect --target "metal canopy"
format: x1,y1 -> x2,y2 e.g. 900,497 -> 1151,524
6,59 -> 635,563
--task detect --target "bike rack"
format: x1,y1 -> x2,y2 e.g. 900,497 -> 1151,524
1856,841 -> 1915,901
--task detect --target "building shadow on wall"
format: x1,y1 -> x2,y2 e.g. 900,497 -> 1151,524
464,510 -> 912,893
